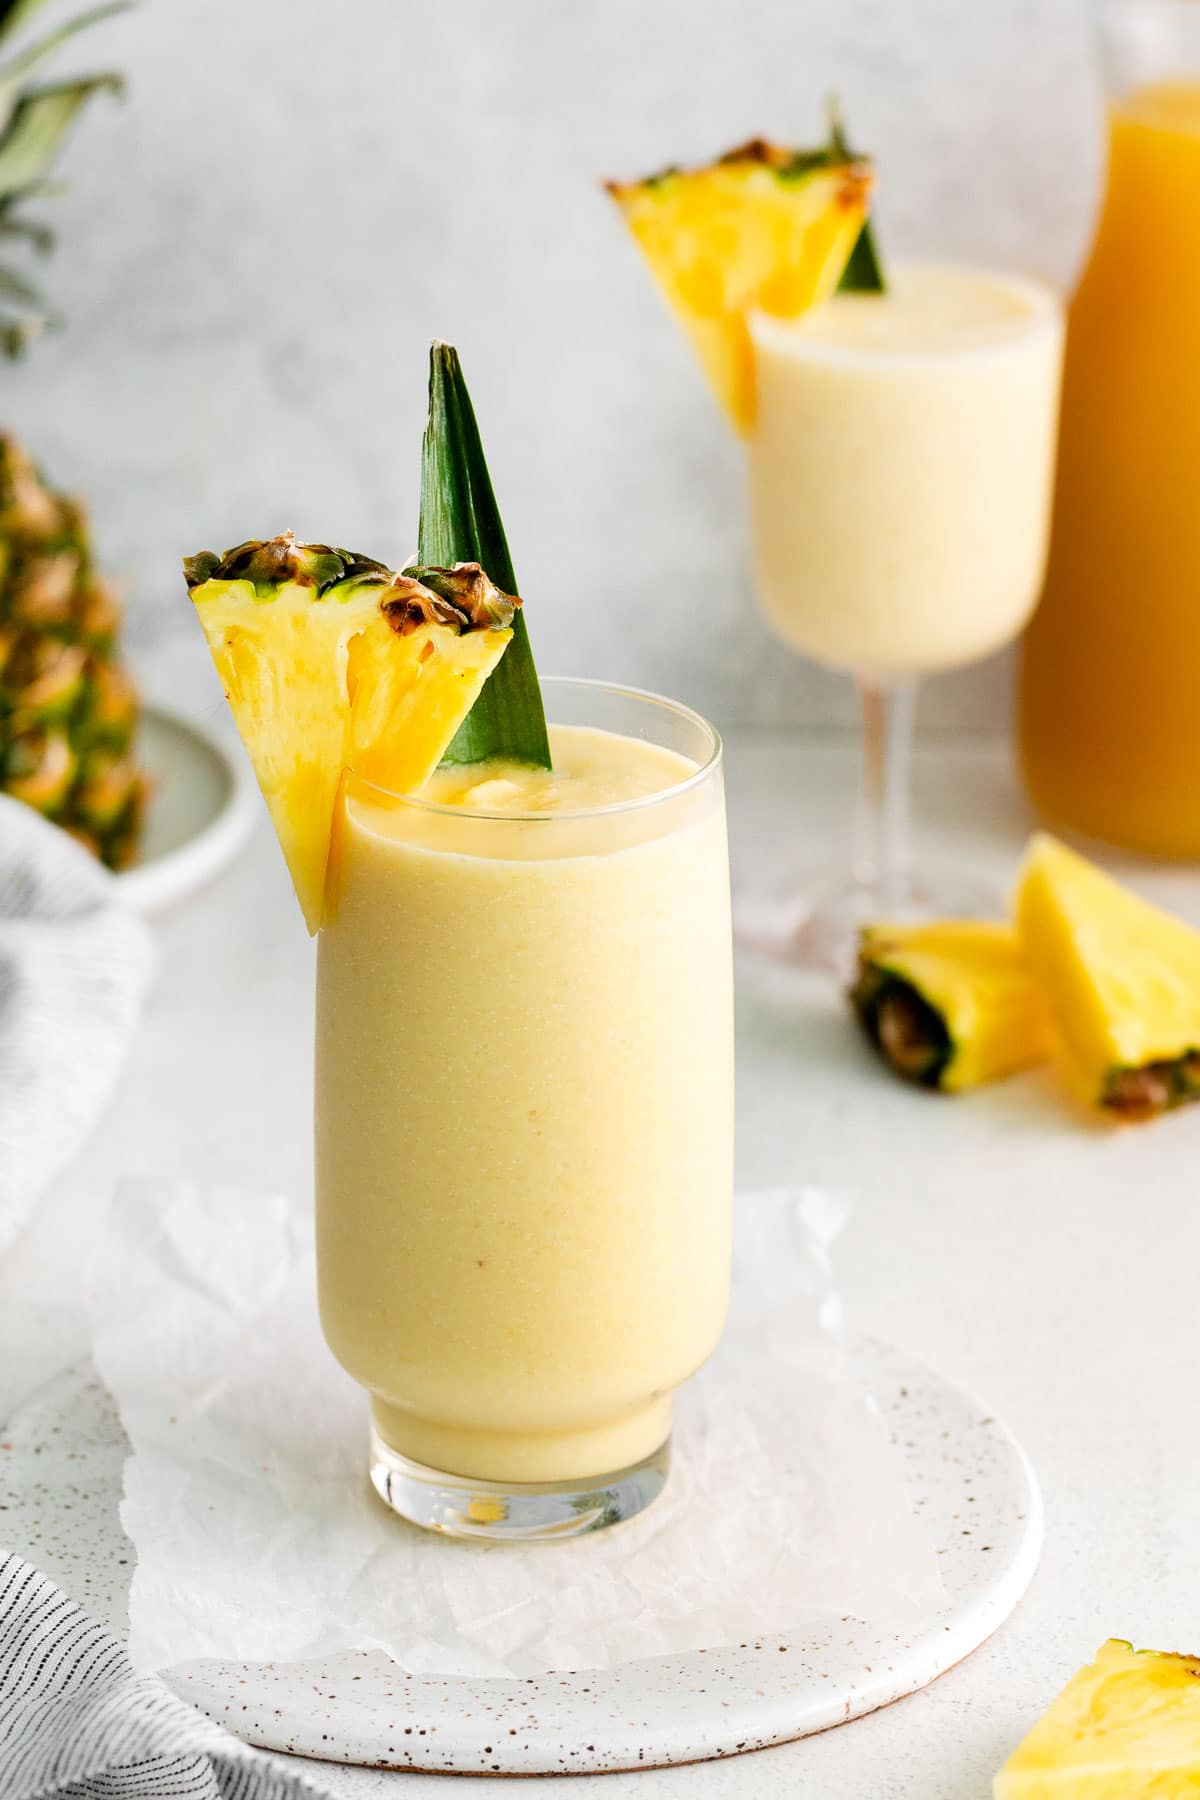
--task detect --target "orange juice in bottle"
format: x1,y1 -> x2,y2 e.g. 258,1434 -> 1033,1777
1020,2 -> 1200,858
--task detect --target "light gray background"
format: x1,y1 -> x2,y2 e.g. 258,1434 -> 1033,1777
4,0 -> 1102,733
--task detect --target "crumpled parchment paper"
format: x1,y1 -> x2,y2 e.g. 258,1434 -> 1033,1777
90,1181 -> 941,1677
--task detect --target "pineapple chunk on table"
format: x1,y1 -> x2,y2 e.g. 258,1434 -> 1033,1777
1016,834 -> 1200,1120
850,920 -> 1054,1092
996,1639 -> 1200,1797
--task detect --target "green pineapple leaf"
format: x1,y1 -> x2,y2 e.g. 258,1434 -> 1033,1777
0,2 -> 128,91
0,0 -> 126,355
0,308 -> 40,353
418,341 -> 551,769
827,98 -> 885,294
0,0 -> 55,46
0,258 -> 47,302
0,209 -> 54,253
0,75 -> 122,198
0,252 -> 54,350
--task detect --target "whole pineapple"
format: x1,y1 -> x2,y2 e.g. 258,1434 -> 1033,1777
0,0 -> 146,868
0,436 -> 144,865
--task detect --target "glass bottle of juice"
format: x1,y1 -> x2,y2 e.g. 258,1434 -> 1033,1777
1019,0 -> 1200,857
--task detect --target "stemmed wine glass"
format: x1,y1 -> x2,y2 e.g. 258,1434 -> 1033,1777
739,261 -> 1064,972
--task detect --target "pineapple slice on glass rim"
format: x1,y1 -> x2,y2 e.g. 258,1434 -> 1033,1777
185,535 -> 516,932
606,137 -> 873,432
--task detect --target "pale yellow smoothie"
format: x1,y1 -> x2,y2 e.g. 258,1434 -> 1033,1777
315,713 -> 733,1486
748,264 -> 1064,678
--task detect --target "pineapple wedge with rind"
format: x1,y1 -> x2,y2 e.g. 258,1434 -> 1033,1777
851,920 -> 1055,1093
1015,833 -> 1200,1120
186,535 -> 514,932
995,1639 -> 1200,1798
606,139 -> 872,432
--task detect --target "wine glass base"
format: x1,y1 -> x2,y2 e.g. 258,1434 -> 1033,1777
735,865 -> 1003,980
369,1425 -> 672,1541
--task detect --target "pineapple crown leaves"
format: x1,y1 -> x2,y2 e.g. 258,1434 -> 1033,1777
0,0 -> 130,357
183,533 -> 520,636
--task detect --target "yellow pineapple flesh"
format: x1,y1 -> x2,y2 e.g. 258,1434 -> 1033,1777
851,920 -> 1055,1092
995,1639 -> 1200,1797
186,537 -> 514,931
607,138 -> 872,432
1015,833 -> 1200,1119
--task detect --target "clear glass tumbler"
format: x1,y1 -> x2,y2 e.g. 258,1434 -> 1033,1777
314,677 -> 733,1540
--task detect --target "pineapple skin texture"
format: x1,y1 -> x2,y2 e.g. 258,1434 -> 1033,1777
0,435 -> 145,869
1015,834 -> 1200,1105
860,920 -> 1054,1091
995,1639 -> 1200,1798
608,150 -> 871,432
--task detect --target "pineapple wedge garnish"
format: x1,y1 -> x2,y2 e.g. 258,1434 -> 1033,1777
851,921 -> 1055,1092
995,1639 -> 1200,1798
185,535 -> 515,931
606,138 -> 872,432
1016,833 -> 1200,1121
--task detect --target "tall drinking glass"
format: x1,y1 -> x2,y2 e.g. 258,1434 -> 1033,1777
314,678 -> 733,1540
743,263 -> 1064,972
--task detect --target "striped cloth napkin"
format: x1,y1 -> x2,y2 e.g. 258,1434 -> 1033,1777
0,795 -> 153,1255
0,1553 -> 336,1800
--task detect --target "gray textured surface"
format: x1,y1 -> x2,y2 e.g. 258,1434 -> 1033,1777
3,0 -> 1101,731
0,1345 -> 1041,1775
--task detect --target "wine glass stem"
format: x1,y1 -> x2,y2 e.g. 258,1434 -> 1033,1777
855,677 -> 915,912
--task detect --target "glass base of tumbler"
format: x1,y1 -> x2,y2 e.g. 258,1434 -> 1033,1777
369,1424 -> 672,1541
736,864 -> 1001,981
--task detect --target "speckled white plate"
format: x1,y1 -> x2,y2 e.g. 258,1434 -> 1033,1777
116,705 -> 256,913
0,1339 -> 1041,1776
